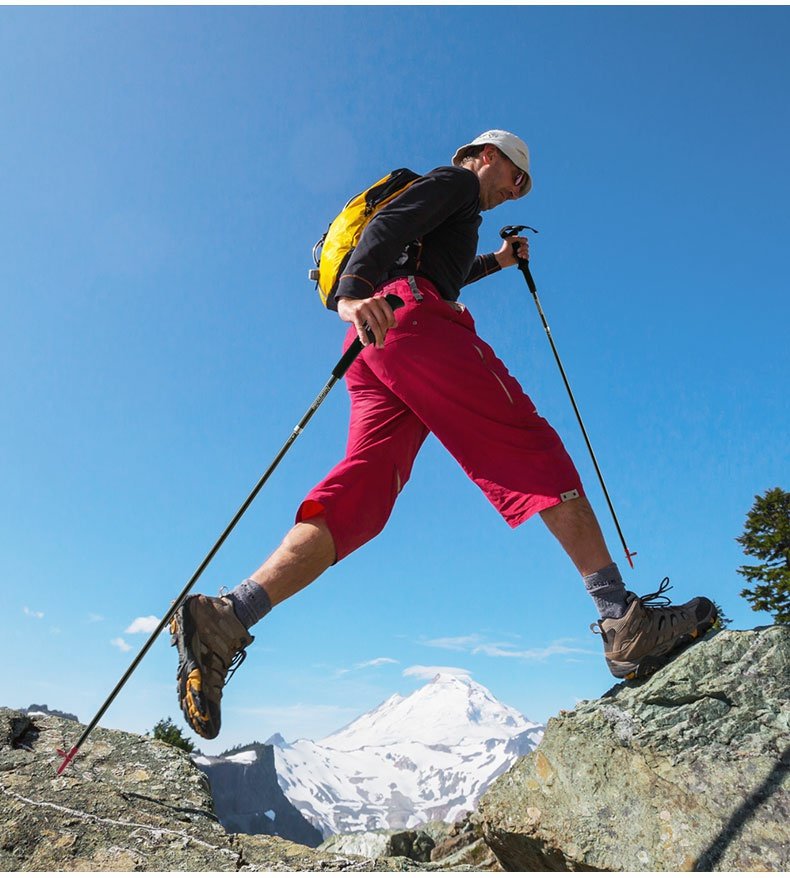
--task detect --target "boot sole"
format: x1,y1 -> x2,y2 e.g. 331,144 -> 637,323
170,601 -> 219,739
606,606 -> 718,681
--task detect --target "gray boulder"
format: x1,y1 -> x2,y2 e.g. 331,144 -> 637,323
319,829 -> 392,859
322,829 -> 436,863
386,829 -> 435,862
318,817 -> 501,871
479,626 -> 790,871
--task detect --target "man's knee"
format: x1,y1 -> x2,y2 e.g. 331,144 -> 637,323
288,513 -> 333,541
540,494 -> 595,525
297,461 -> 406,562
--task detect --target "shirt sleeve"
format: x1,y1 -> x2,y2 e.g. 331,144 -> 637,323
463,252 -> 502,286
334,166 -> 480,302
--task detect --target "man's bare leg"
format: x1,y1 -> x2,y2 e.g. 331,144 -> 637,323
540,496 -> 613,576
248,516 -> 336,608
541,496 -> 630,620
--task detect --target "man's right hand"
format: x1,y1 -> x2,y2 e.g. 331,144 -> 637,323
336,296 -> 398,349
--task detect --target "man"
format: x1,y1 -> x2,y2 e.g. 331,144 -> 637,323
172,130 -> 716,740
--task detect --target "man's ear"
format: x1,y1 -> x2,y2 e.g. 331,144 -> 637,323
481,144 -> 497,165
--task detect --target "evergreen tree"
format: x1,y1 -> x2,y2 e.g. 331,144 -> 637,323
149,716 -> 194,753
736,487 -> 790,624
711,600 -> 732,631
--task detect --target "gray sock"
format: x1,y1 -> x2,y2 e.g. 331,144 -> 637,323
227,578 -> 272,630
584,563 -> 628,619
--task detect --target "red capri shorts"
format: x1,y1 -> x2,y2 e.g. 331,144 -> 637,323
297,276 -> 585,561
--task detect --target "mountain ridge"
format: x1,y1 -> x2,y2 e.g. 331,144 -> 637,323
200,673 -> 544,839
315,674 -> 536,753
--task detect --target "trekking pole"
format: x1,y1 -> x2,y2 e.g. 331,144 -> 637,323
56,293 -> 405,775
500,225 -> 637,569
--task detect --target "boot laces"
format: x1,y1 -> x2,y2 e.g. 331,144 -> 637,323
212,588 -> 249,684
638,577 -> 673,608
225,647 -> 248,683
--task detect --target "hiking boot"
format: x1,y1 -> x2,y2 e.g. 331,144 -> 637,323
170,594 -> 253,739
591,578 -> 717,680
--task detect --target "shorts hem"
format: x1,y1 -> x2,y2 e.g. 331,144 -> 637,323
503,487 -> 586,529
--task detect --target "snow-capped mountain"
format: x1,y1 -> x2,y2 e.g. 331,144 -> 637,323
270,673 -> 543,837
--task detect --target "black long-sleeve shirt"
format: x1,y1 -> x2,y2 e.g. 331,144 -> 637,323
333,165 -> 501,306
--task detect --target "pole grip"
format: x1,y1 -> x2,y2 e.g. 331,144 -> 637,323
331,293 -> 404,379
516,256 -> 538,296
500,225 -> 539,296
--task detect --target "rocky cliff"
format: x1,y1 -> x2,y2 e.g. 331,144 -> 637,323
479,626 -> 790,871
195,744 -> 323,847
0,708 -> 430,871
22,703 -> 80,722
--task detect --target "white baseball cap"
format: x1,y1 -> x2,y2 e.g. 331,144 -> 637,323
452,129 -> 532,195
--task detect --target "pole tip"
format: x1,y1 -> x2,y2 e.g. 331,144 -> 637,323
56,746 -> 78,775
625,548 -> 637,569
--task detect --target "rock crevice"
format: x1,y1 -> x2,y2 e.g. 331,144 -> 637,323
642,690 -> 735,709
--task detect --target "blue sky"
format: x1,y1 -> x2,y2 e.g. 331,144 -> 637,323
1,7 -> 788,755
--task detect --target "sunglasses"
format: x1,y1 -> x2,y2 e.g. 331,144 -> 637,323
495,149 -> 527,190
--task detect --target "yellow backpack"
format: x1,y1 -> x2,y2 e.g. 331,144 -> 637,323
310,168 -> 421,308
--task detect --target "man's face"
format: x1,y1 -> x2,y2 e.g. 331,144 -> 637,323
476,146 -> 526,211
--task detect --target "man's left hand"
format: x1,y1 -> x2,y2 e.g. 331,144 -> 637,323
494,235 -> 529,268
